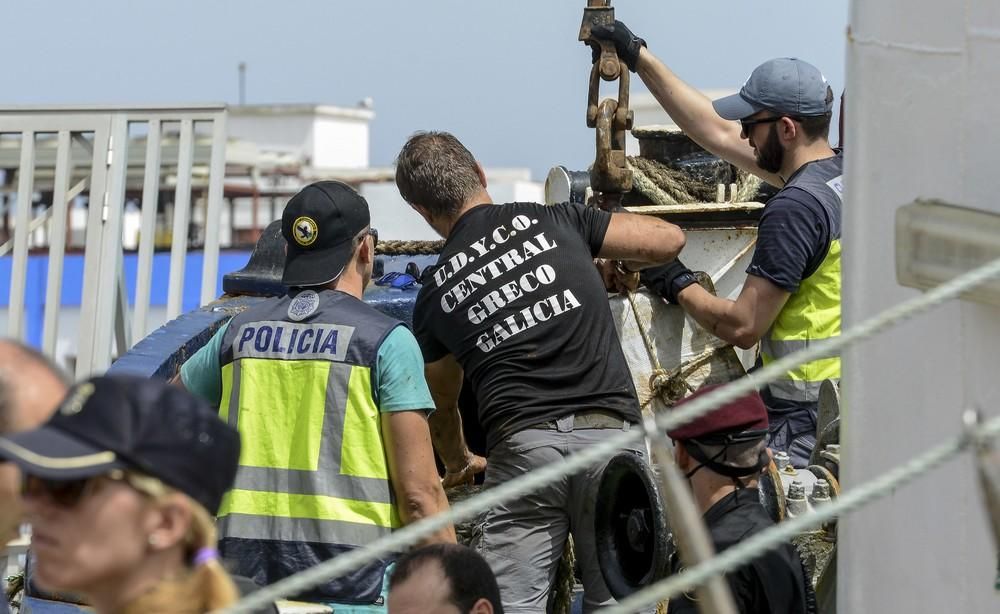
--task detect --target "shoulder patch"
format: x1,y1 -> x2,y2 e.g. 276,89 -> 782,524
288,290 -> 320,321
825,175 -> 844,200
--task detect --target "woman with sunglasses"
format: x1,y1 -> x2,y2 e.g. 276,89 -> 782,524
0,375 -> 242,614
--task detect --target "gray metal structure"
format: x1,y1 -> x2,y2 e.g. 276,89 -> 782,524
0,104 -> 227,378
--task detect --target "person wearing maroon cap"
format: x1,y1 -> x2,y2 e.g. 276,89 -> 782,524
667,385 -> 814,614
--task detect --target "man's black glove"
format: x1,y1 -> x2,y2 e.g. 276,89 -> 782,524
590,20 -> 646,72
640,259 -> 698,304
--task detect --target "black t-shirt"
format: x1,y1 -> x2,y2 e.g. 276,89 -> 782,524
745,184 -> 833,294
413,202 -> 641,451
668,488 -> 815,614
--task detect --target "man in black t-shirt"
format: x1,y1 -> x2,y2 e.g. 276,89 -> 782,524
593,21 -> 843,467
394,131 -> 686,613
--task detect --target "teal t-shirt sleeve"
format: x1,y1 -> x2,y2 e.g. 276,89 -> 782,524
179,321 -> 229,407
374,326 -> 435,414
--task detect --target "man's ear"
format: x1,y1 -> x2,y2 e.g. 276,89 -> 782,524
145,493 -> 193,552
469,597 -> 494,614
475,163 -> 488,189
358,232 -> 374,264
779,116 -> 799,143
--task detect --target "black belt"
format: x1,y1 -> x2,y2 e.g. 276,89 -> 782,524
535,410 -> 630,430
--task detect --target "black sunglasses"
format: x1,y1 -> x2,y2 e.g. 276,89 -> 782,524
22,470 -> 130,508
739,115 -> 783,135
368,227 -> 378,250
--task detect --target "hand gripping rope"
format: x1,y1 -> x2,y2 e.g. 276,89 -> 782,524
217,255 -> 1000,614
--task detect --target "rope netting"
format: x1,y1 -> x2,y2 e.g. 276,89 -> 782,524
218,255 -> 1000,614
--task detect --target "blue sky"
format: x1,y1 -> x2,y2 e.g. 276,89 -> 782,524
3,1 -> 849,180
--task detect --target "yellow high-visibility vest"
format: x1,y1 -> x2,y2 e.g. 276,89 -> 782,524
760,154 -> 843,403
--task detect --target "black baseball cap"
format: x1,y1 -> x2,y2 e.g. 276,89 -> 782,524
281,181 -> 371,287
0,375 -> 241,514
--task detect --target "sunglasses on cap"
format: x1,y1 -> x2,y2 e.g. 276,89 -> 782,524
22,470 -> 137,509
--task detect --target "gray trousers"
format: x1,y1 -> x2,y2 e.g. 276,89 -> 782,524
473,414 -> 643,614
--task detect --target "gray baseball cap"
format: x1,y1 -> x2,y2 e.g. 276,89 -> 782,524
713,58 -> 832,120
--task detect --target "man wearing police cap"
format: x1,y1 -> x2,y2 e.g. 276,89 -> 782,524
667,386 -> 814,614
177,181 -> 455,609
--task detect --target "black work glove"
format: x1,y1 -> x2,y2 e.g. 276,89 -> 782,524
590,20 -> 647,72
640,259 -> 698,304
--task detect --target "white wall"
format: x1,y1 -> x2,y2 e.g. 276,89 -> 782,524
841,2 -> 1000,612
360,174 -> 543,243
487,180 -> 543,206
361,181 -> 439,241
227,114 -> 313,159
311,116 -> 370,168
227,107 -> 373,169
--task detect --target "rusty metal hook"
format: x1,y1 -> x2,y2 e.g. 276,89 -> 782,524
579,1 -> 633,203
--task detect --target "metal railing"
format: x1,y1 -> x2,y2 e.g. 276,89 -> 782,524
0,104 -> 227,378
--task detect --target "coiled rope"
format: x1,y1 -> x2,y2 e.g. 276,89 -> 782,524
218,255 -> 1000,614
627,156 -> 763,208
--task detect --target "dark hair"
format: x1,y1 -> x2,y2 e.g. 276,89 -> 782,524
795,85 -> 835,141
797,113 -> 832,141
389,544 -> 504,614
394,131 -> 483,220
0,339 -> 69,432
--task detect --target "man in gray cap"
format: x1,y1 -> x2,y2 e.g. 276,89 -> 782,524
593,22 -> 842,467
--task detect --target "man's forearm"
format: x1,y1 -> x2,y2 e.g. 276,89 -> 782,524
428,404 -> 474,471
398,484 -> 457,545
676,284 -> 757,349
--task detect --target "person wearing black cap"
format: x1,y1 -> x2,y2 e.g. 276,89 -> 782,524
667,385 -> 814,614
592,21 -> 843,468
394,132 -> 686,612
176,180 -> 455,609
0,375 -> 242,614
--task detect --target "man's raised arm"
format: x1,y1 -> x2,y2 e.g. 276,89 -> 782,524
591,20 -> 782,187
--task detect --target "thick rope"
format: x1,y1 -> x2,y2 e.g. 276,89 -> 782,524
604,412 -> 1000,614
627,157 -> 702,205
626,156 -> 764,207
218,255 -> 1000,614
375,240 -> 444,256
